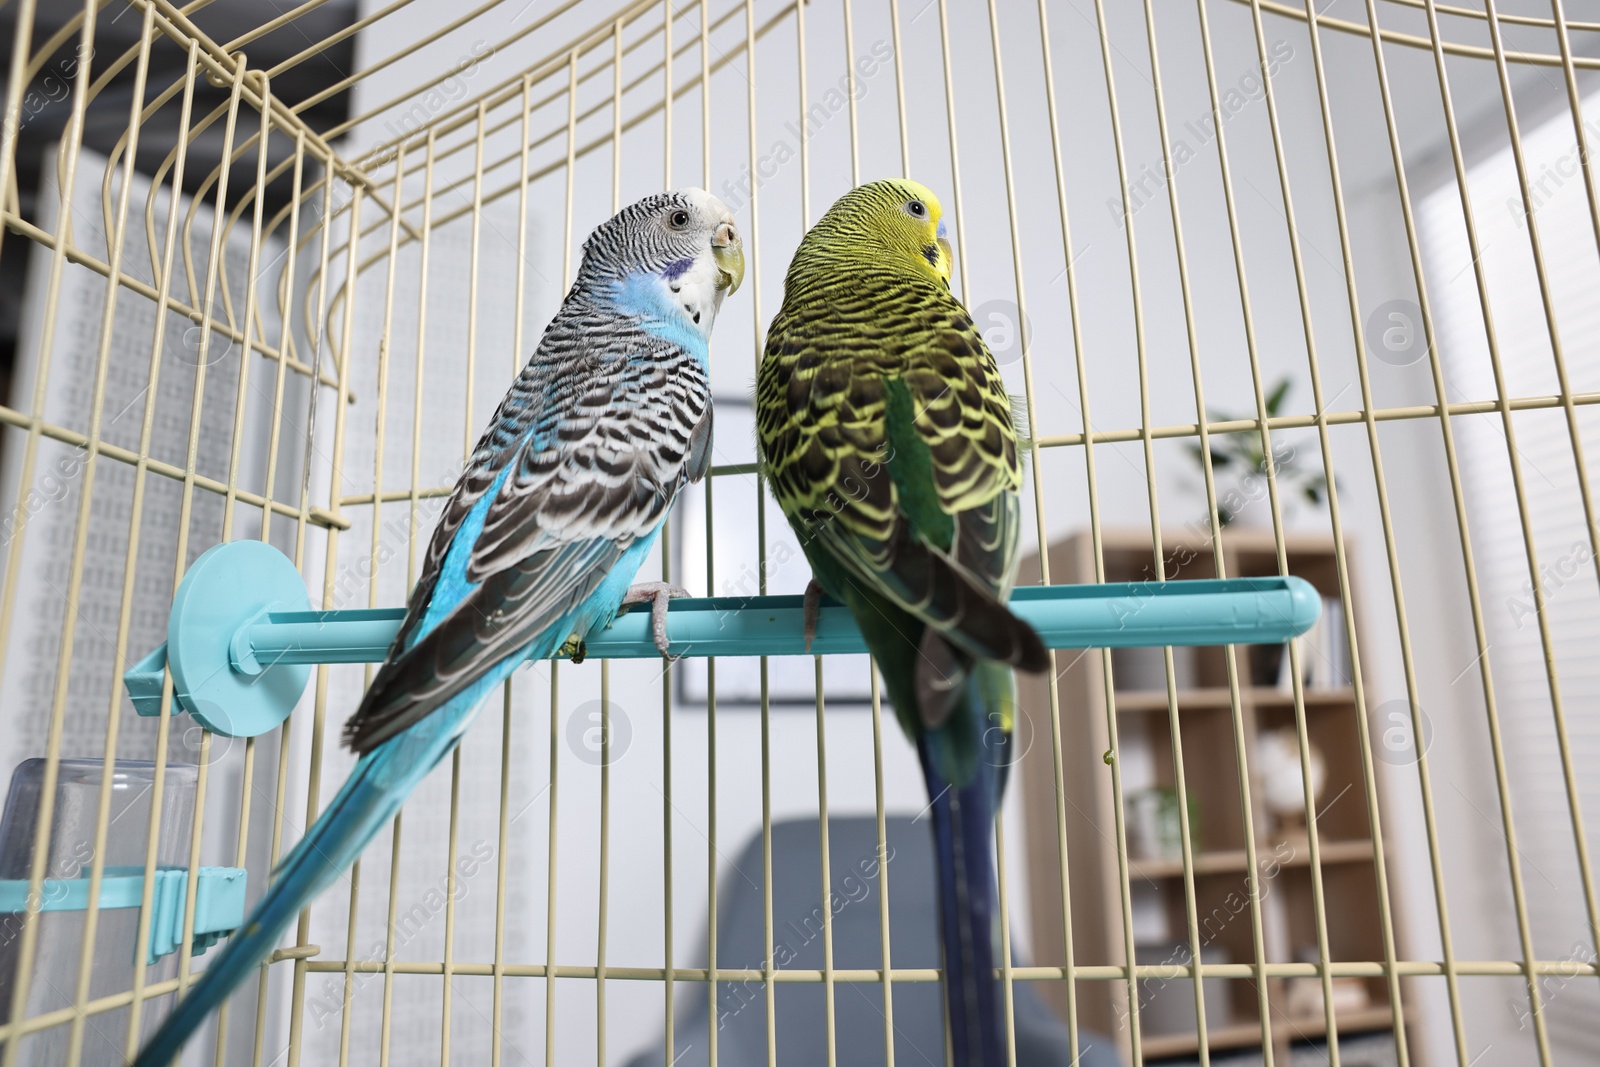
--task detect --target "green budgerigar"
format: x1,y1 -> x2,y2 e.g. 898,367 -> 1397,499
756,178 -> 1048,1066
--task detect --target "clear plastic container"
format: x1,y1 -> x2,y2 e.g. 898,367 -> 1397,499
0,758 -> 197,1065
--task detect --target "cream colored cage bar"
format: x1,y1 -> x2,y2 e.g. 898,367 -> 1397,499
0,1 -> 1598,1065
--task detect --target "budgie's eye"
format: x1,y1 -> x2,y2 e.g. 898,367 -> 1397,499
668,209 -> 691,229
905,200 -> 927,219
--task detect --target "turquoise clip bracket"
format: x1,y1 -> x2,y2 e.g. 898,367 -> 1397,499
0,866 -> 247,965
125,541 -> 1322,738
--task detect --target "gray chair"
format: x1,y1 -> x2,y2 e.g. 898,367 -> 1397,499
623,815 -> 1122,1067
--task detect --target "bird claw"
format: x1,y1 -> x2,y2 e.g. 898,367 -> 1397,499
803,580 -> 825,653
621,582 -> 691,657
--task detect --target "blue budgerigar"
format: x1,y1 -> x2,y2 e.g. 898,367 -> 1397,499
134,189 -> 743,1066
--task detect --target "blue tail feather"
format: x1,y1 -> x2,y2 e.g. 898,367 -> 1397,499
131,673 -> 503,1067
919,693 -> 1007,1067
133,523 -> 636,1064
132,751 -> 389,1066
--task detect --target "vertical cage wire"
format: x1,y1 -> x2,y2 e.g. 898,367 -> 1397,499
0,1 -> 1597,1065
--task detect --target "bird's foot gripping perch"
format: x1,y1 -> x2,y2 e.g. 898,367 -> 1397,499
620,582 -> 692,656
802,579 -> 826,652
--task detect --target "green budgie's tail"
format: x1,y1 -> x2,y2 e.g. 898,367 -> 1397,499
918,659 -> 1015,1067
821,548 -> 1033,1067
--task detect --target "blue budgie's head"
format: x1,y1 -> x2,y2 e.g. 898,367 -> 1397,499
580,188 -> 744,340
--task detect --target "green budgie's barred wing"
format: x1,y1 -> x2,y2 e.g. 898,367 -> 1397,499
757,269 -> 1045,674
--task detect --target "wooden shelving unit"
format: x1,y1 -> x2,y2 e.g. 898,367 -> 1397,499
1018,528 -> 1411,1064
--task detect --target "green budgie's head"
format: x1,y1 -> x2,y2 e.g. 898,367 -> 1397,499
785,178 -> 954,290
579,188 -> 744,332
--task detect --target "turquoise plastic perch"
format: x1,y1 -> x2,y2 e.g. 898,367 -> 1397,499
122,541 -> 1321,738
238,578 -> 1320,661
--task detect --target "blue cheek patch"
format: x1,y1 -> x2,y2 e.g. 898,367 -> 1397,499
661,257 -> 695,281
613,271 -> 710,358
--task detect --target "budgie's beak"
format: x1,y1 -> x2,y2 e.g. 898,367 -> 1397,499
713,219 -> 744,295
935,219 -> 954,282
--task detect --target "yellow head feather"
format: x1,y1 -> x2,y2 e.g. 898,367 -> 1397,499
786,178 -> 954,289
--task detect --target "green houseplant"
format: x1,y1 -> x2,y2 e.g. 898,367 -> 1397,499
1187,377 -> 1332,527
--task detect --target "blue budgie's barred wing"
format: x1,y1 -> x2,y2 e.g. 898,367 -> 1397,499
344,321 -> 712,754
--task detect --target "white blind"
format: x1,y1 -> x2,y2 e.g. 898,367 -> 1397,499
1420,99 -> 1600,1057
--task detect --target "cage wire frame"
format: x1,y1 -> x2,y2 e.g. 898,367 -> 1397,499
0,0 -> 1596,1065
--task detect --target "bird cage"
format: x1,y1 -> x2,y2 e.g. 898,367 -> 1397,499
0,1 -> 1597,1065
